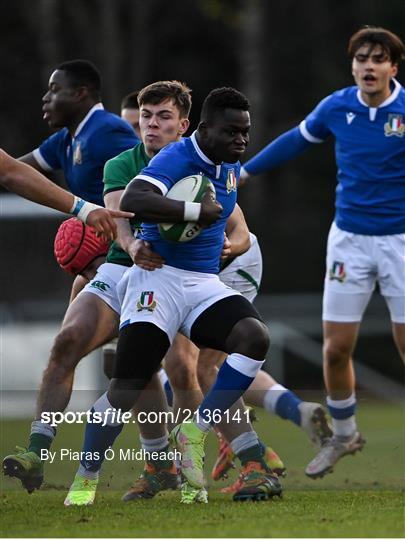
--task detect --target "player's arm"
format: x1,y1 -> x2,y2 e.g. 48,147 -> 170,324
0,149 -> 133,239
222,204 -> 251,260
120,178 -> 222,227
104,189 -> 164,270
241,127 -> 313,181
18,151 -> 44,171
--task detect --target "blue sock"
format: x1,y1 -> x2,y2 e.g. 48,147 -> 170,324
275,391 -> 302,426
163,380 -> 173,408
80,394 -> 124,472
198,354 -> 264,424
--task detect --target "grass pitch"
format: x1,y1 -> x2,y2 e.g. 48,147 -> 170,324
1,400 -> 404,537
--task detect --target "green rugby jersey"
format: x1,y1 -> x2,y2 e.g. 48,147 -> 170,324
103,143 -> 150,266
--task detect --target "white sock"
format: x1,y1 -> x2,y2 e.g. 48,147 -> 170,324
263,383 -> 288,413
327,394 -> 357,438
230,431 -> 259,455
139,434 -> 169,452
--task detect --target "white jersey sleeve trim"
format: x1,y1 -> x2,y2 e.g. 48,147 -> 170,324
32,148 -> 53,171
299,120 -> 324,144
136,174 -> 168,196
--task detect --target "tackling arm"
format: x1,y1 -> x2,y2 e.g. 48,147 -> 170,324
0,149 -> 133,240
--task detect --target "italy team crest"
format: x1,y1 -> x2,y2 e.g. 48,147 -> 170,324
384,114 -> 405,137
137,291 -> 157,311
73,142 -> 83,164
329,261 -> 346,283
226,169 -> 237,193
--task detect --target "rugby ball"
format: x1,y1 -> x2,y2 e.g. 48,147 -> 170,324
158,174 -> 215,242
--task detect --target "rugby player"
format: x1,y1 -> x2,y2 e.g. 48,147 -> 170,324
240,26 -> 405,478
0,149 -> 132,238
64,87 -> 283,505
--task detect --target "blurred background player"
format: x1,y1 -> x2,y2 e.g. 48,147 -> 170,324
121,90 -> 141,138
0,149 -> 132,238
240,26 -> 405,478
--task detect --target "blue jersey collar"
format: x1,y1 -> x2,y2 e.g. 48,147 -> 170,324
74,103 -> 104,138
190,131 -> 215,165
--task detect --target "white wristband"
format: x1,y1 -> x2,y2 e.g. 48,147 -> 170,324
70,195 -> 102,223
184,201 -> 201,222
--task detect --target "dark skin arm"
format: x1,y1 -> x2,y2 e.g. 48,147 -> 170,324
120,179 -> 222,227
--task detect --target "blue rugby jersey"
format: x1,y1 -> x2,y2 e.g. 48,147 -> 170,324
136,132 -> 240,274
244,79 -> 405,235
33,104 -> 139,205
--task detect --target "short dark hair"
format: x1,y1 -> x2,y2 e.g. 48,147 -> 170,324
200,87 -> 250,122
121,90 -> 140,111
56,59 -> 102,98
138,80 -> 192,118
348,27 -> 405,64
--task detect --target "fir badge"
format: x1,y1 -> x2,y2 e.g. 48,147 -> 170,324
226,169 -> 237,193
73,141 -> 83,164
384,114 -> 404,137
137,291 -> 157,311
329,261 -> 346,282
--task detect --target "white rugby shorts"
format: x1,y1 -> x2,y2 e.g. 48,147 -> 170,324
323,222 -> 405,323
219,233 -> 262,302
117,264 -> 241,343
80,262 -> 128,314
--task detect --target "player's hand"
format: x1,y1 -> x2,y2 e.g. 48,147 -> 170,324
198,188 -> 223,227
86,208 -> 134,241
129,239 -> 165,271
221,233 -> 232,260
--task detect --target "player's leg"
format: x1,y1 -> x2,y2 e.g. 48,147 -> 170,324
3,292 -> 118,493
305,226 -> 373,478
64,321 -> 171,506
244,370 -> 332,446
171,292 -> 282,501
196,349 -> 285,485
164,334 -> 204,418
65,266 -> 179,505
392,322 -> 405,363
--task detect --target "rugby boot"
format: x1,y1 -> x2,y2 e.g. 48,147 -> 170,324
64,473 -> 98,506
169,422 -> 207,489
220,446 -> 285,493
122,462 -> 179,501
211,434 -> 236,481
180,482 -> 208,504
3,447 -> 43,493
232,461 -> 283,502
305,431 -> 366,478
299,402 -> 333,446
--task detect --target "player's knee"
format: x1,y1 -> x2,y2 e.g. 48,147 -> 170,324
323,338 -> 352,367
226,318 -> 270,359
166,363 -> 198,391
49,325 -> 86,367
108,378 -> 139,412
